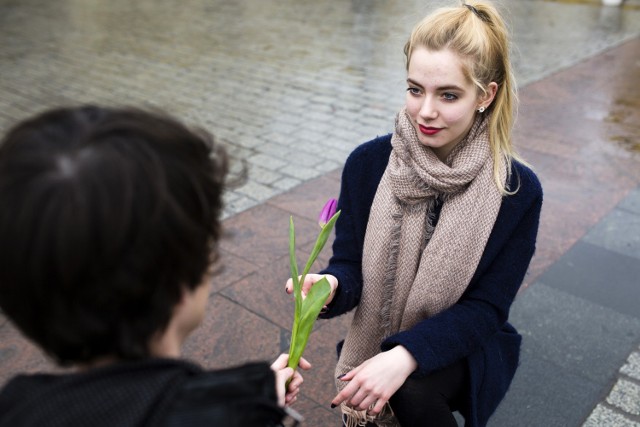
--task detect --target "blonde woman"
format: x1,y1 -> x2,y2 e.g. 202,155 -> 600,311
286,1 -> 542,426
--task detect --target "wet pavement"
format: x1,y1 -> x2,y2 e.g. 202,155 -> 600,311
1,0 -> 640,425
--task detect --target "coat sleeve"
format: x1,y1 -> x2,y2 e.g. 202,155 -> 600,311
381,165 -> 543,377
319,135 -> 392,318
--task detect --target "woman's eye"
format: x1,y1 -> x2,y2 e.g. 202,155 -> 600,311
406,87 -> 421,96
443,93 -> 458,101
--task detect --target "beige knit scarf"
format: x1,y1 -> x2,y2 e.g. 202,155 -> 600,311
336,108 -> 507,426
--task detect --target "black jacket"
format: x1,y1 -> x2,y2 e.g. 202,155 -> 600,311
0,358 -> 287,427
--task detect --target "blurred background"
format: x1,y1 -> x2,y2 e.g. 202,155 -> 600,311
1,0 -> 639,217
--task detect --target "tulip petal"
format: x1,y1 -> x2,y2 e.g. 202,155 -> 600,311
318,198 -> 338,227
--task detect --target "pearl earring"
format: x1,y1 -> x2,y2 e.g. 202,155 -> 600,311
477,106 -> 486,113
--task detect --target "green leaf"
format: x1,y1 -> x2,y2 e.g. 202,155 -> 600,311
300,210 -> 341,282
286,210 -> 340,378
287,276 -> 331,371
288,216 -> 301,362
288,216 -> 300,303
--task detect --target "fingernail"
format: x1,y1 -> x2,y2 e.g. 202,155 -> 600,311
337,374 -> 346,379
330,403 -> 337,409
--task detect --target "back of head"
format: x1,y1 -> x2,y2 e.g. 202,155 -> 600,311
405,1 -> 520,192
0,105 -> 228,365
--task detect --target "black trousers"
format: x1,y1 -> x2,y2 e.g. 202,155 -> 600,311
348,358 -> 468,427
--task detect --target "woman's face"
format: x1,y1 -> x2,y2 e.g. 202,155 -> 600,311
405,47 -> 495,162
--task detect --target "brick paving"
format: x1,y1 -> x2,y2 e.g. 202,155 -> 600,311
1,0 -> 640,426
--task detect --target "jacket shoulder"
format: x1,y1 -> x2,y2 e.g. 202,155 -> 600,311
162,362 -> 285,427
342,134 -> 392,187
345,134 -> 392,167
511,161 -> 542,197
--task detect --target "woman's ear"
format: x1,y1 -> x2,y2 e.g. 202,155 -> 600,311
479,82 -> 498,110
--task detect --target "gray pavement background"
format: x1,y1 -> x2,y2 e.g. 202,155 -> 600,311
491,186 -> 640,426
1,0 -> 640,219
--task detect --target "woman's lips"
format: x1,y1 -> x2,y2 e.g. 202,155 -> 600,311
418,124 -> 442,135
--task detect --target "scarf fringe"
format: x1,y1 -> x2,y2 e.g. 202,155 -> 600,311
380,199 -> 437,332
380,207 -> 403,332
341,402 -> 399,427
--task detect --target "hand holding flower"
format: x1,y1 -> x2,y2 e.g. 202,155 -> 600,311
285,273 -> 339,306
271,353 -> 312,406
286,199 -> 341,376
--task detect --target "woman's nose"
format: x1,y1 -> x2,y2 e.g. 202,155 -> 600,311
419,97 -> 438,120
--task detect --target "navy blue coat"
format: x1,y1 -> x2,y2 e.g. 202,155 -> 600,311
320,134 -> 542,426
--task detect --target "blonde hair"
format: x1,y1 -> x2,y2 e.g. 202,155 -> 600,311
404,1 -> 526,194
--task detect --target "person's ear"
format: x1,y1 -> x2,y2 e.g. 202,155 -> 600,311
478,82 -> 498,111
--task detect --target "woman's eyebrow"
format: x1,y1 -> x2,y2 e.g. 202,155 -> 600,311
437,85 -> 464,92
406,78 -> 423,88
407,78 -> 464,92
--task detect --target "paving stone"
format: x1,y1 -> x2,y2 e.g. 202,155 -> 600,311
607,379 -> 640,416
492,283 -> 640,426
221,195 -> 259,219
279,164 -> 322,181
583,405 -> 640,427
489,349 -> 603,427
621,351 -> 640,381
182,295 -> 282,369
535,241 -> 640,319
583,208 -> 640,260
247,153 -> 287,171
312,159 -> 341,174
234,180 -> 280,201
271,177 -> 302,192
285,151 -> 325,168
509,283 -> 640,384
619,187 -> 640,215
248,165 -> 282,186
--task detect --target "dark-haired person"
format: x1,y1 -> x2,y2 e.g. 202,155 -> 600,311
285,1 -> 543,426
0,105 -> 308,426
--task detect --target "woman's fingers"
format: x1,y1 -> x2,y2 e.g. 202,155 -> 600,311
370,398 -> 387,415
331,370 -> 359,407
347,387 -> 369,409
285,274 -> 324,298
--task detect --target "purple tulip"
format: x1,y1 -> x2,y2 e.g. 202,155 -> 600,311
318,198 -> 337,227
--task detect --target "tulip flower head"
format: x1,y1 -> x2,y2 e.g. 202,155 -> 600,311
287,200 -> 341,375
318,198 -> 337,228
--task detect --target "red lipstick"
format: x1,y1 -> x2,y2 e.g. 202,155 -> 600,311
419,124 -> 442,136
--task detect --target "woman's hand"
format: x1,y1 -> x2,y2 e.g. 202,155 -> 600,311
285,273 -> 338,306
331,346 -> 417,415
271,353 -> 312,406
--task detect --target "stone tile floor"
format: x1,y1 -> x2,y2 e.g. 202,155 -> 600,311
1,0 -> 640,218
1,0 -> 640,425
